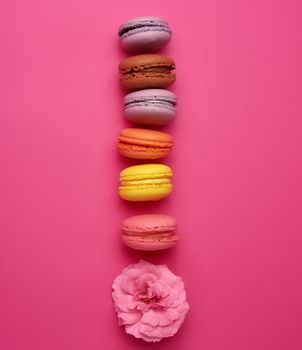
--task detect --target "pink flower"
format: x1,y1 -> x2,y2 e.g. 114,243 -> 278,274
112,260 -> 189,342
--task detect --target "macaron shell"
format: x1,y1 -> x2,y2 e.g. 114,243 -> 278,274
119,16 -> 169,28
125,105 -> 176,126
120,163 -> 172,181
119,182 -> 172,201
118,144 -> 171,159
119,17 -> 171,53
124,89 -> 177,105
121,31 -> 171,53
119,54 -> 175,73
119,16 -> 171,36
122,214 -> 177,235
121,72 -> 175,91
119,128 -> 173,144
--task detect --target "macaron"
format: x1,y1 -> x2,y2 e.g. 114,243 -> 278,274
119,54 -> 176,91
122,214 -> 178,251
118,16 -> 172,53
124,89 -> 177,126
119,164 -> 173,201
118,128 -> 173,160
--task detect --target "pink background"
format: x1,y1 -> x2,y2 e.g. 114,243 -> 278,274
1,0 -> 302,349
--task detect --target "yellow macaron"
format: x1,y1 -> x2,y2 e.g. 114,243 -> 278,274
119,164 -> 173,201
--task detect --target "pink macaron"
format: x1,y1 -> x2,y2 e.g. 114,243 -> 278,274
122,214 -> 178,251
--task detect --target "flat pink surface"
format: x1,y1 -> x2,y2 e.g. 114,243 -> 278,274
0,1 -> 301,349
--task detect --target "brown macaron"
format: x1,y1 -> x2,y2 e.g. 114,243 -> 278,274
119,54 -> 176,91
118,128 -> 173,159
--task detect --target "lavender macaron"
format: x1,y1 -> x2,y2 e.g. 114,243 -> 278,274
124,89 -> 177,126
118,16 -> 172,53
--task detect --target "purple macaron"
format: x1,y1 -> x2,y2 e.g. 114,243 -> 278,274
118,16 -> 172,53
124,89 -> 177,126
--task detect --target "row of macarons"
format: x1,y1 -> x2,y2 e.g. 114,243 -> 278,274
117,17 -> 178,251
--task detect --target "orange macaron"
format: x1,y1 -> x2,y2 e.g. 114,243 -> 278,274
118,128 -> 173,159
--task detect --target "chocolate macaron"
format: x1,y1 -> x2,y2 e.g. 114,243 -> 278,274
119,54 -> 176,91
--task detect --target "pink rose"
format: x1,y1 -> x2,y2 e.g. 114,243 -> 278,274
112,260 -> 189,342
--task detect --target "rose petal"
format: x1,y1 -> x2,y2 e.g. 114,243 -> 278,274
112,275 -> 124,298
150,281 -> 162,298
118,311 -> 141,325
140,323 -> 173,338
158,295 -> 173,308
160,283 -> 171,298
124,321 -> 141,338
126,323 -> 160,342
114,295 -> 135,312
159,308 -> 179,326
141,309 -> 160,327
141,308 -> 179,327
170,298 -> 180,308
140,334 -> 161,342
127,300 -> 140,311
120,276 -> 137,295
136,273 -> 158,290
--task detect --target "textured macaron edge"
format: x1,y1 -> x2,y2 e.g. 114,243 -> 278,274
118,145 -> 171,159
122,214 -> 177,233
119,54 -> 175,74
119,128 -> 173,147
122,223 -> 177,235
119,164 -> 172,178
120,171 -> 172,183
122,234 -> 178,251
124,89 -> 177,107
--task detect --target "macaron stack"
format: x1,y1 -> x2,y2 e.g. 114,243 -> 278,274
118,16 -> 177,249
117,16 -> 178,250
113,17 -> 189,342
